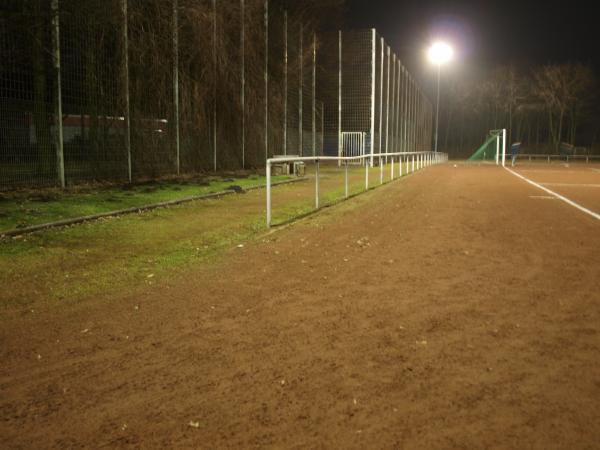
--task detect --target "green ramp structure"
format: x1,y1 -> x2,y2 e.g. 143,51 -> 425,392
468,129 -> 507,165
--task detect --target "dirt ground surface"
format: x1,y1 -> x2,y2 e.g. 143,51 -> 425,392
512,162 -> 600,213
1,163 -> 599,449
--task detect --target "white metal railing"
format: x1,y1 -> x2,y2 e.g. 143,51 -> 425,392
516,154 -> 600,163
266,151 -> 448,227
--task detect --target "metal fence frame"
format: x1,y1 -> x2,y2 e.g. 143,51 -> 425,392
265,151 -> 448,227
516,154 -> 600,163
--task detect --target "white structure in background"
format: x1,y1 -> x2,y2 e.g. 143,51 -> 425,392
490,128 -> 507,166
341,132 -> 367,163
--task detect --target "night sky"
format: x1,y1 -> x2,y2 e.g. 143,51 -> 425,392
345,0 -> 596,90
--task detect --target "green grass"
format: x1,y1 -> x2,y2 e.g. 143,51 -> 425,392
270,164 -> 413,225
0,174 -> 290,232
0,163 -> 415,310
0,196 -> 267,308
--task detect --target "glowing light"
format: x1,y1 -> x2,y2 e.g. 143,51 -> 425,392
428,42 -> 453,65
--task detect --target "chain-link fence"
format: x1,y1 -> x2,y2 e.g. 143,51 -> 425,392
317,30 -> 433,164
0,0 -> 431,189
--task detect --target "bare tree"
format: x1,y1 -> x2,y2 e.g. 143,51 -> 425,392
533,63 -> 595,151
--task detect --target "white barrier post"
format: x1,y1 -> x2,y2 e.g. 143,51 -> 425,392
502,129 -> 506,167
266,161 -> 271,227
412,155 -> 415,172
345,161 -> 349,198
380,156 -> 384,184
495,133 -> 500,165
391,156 -> 394,180
365,159 -> 369,190
399,156 -> 403,176
315,160 -> 319,208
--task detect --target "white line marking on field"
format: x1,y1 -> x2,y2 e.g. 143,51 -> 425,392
540,183 -> 600,188
519,169 -> 584,174
591,168 -> 600,173
505,167 -> 600,221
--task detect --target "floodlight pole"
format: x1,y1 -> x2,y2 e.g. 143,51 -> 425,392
434,64 -> 440,153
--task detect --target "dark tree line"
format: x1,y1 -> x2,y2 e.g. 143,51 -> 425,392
438,62 -> 598,158
1,0 -> 345,186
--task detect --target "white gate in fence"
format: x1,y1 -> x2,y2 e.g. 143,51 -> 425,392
341,132 -> 367,163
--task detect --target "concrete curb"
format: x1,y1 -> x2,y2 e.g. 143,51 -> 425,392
1,178 -> 306,238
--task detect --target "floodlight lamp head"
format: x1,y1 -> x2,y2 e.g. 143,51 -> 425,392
428,42 -> 453,65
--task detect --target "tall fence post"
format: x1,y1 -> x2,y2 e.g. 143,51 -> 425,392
299,23 -> 303,155
320,100 -> 324,155
403,66 -> 408,153
312,32 -> 316,156
212,0 -> 217,171
264,0 -> 268,161
240,0 -> 245,167
121,0 -> 132,183
338,30 -> 342,159
51,0 -> 65,188
172,0 -> 180,175
394,58 -> 401,152
410,77 -> 417,152
378,37 -> 384,156
385,46 -> 390,160
389,53 -> 395,160
283,10 -> 287,155
369,29 -> 376,167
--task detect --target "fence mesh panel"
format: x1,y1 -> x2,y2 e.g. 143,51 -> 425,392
1,1 -> 56,186
1,1 -> 432,189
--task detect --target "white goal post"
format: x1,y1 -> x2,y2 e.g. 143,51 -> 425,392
489,129 -> 507,166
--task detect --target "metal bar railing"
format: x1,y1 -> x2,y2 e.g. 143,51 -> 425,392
266,151 -> 448,227
516,154 -> 600,163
